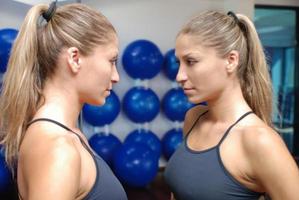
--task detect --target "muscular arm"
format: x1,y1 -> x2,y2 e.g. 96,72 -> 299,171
244,127 -> 299,200
20,136 -> 81,200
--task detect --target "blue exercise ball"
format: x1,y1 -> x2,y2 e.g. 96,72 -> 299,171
89,133 -> 122,167
164,49 -> 179,80
162,88 -> 194,121
0,154 -> 12,192
123,87 -> 160,123
124,129 -> 161,159
113,143 -> 159,187
0,28 -> 18,73
162,128 -> 183,160
83,90 -> 120,126
122,39 -> 163,79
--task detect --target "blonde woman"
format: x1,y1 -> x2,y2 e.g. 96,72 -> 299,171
164,11 -> 299,200
0,1 -> 127,200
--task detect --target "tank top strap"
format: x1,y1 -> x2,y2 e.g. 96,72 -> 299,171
27,118 -> 94,156
217,111 -> 253,146
186,110 -> 209,137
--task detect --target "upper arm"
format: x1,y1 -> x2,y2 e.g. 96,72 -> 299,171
244,128 -> 299,200
183,104 -> 208,136
21,136 -> 81,200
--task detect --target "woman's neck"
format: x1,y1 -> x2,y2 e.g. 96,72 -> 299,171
206,83 -> 252,123
35,82 -> 82,129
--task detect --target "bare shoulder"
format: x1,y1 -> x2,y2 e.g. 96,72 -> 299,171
241,122 -> 284,154
20,124 -> 81,165
183,104 -> 208,135
239,118 -> 290,164
19,125 -> 82,199
239,117 -> 299,199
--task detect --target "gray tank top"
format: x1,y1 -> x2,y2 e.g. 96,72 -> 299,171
24,118 -> 128,200
164,111 -> 264,200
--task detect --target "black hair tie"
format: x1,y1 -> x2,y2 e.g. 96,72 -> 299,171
227,11 -> 239,24
42,0 -> 57,22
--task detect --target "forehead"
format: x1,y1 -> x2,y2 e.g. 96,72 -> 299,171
175,34 -> 217,58
175,34 -> 203,55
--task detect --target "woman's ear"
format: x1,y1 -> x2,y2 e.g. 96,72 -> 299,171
67,47 -> 81,73
225,50 -> 239,73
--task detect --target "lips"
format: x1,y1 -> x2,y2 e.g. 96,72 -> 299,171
183,87 -> 195,91
105,89 -> 112,95
183,87 -> 195,94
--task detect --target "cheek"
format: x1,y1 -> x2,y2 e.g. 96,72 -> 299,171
94,60 -> 109,75
192,64 -> 226,89
98,65 -> 112,83
189,67 -> 212,85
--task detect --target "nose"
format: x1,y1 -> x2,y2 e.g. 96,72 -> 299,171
176,64 -> 187,84
111,65 -> 120,84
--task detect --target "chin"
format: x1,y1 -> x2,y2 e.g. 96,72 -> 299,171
188,96 -> 205,105
87,97 -> 106,106
97,98 -> 106,106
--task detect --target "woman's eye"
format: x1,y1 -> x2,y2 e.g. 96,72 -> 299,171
187,59 -> 197,66
110,58 -> 118,65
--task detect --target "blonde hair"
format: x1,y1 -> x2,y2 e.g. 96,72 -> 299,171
179,11 -> 273,126
0,3 -> 116,174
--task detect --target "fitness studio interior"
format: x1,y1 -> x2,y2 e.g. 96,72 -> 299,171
0,0 -> 299,199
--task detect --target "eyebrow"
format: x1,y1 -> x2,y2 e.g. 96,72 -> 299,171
181,52 -> 198,59
111,53 -> 118,59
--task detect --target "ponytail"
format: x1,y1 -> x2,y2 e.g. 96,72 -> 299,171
0,4 -> 48,174
237,14 -> 273,126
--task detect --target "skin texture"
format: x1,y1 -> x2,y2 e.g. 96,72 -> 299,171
17,38 -> 120,200
171,34 -> 299,200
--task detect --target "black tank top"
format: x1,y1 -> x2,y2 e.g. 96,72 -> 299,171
20,118 -> 127,200
164,111 -> 264,200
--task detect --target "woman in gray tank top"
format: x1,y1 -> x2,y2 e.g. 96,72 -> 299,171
164,10 -> 299,200
0,1 -> 127,199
